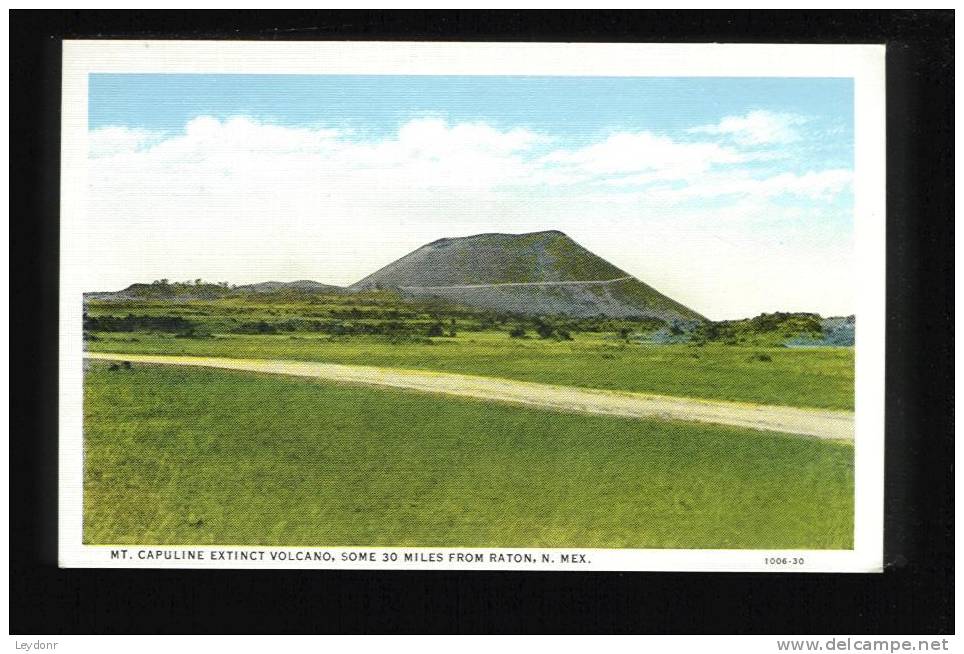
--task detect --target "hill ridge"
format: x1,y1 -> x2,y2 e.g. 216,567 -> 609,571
350,230 -> 704,321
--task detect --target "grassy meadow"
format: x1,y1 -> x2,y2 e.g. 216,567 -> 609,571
84,293 -> 854,410
82,289 -> 855,548
86,331 -> 853,410
84,362 -> 854,548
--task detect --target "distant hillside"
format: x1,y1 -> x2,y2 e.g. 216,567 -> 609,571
85,280 -> 344,301
350,230 -> 704,321
84,281 -> 233,301
233,280 -> 342,294
785,316 -> 855,347
639,312 -> 855,347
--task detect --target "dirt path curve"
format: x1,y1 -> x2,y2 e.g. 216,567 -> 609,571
85,352 -> 854,441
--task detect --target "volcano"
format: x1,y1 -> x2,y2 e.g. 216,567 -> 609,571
350,230 -> 704,321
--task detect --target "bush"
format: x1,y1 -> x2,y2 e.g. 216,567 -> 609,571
535,321 -> 555,339
427,322 -> 445,337
375,320 -> 406,336
509,326 -> 528,338
83,314 -> 197,334
175,327 -> 213,339
232,321 -> 278,335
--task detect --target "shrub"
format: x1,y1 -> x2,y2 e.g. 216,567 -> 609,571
509,326 -> 527,338
175,328 -> 213,339
535,320 -> 555,339
83,314 -> 197,334
231,321 -> 278,335
427,322 -> 445,337
376,320 -> 406,336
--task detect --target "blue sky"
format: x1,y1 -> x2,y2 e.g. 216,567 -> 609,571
90,74 -> 853,165
85,74 -> 855,318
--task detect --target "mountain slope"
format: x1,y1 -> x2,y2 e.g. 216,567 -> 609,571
350,230 -> 704,321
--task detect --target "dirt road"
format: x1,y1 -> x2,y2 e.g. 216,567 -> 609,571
85,352 -> 855,441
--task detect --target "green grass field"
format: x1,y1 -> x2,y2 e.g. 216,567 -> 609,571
84,362 -> 854,548
86,331 -> 854,410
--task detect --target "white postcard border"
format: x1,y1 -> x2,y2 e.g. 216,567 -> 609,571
59,40 -> 886,572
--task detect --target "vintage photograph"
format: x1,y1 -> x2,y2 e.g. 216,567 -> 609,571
59,41 -> 885,571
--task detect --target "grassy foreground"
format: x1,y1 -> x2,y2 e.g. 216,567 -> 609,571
85,331 -> 854,410
84,362 -> 854,548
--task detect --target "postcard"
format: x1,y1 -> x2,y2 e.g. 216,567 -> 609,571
59,40 -> 885,571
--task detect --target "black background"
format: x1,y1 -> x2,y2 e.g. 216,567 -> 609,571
9,10 -> 954,634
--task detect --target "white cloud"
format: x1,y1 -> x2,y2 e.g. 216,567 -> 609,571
396,118 -> 543,156
757,169 -> 853,200
542,130 -> 748,180
88,117 -> 547,209
688,110 -> 809,146
181,115 -> 343,154
644,169 -> 853,203
84,115 -> 853,318
88,126 -> 165,158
